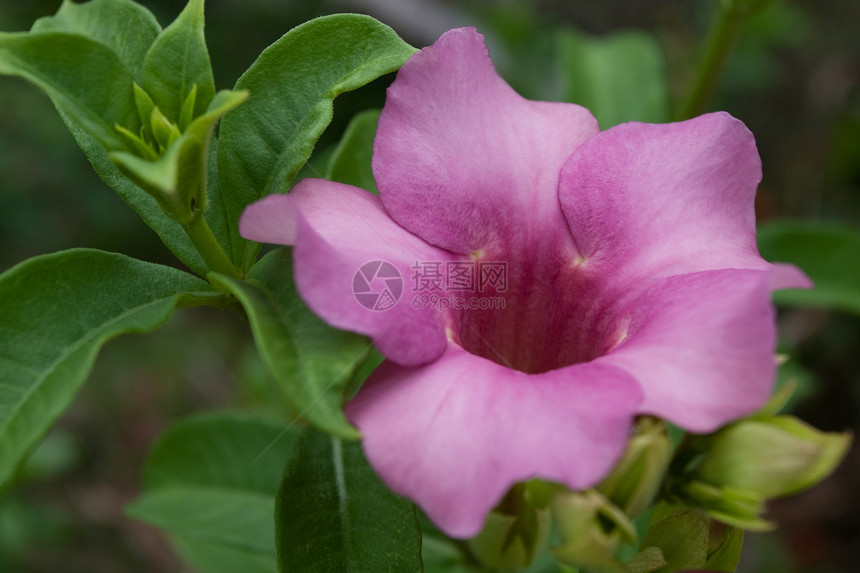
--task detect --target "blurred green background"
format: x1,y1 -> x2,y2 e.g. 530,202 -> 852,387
0,0 -> 858,571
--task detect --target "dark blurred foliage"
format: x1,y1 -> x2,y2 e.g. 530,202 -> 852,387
0,1 -> 858,571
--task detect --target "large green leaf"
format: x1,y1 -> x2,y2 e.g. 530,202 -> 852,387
140,411 -> 297,493
127,412 -> 299,573
0,249 -> 216,489
210,249 -> 371,439
0,31 -> 138,150
758,220 -> 860,315
326,108 -> 380,194
171,538 -> 277,573
141,0 -> 215,123
130,489 -> 275,552
556,28 -> 669,128
276,428 -> 423,572
31,0 -> 161,81
217,14 -> 416,269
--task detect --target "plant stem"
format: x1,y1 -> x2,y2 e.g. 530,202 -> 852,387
183,214 -> 241,278
677,0 -> 748,120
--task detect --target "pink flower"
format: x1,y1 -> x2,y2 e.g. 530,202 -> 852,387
240,28 -> 810,538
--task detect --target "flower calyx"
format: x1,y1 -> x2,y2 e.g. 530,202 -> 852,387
598,416 -> 673,519
551,488 -> 637,573
467,481 -> 555,572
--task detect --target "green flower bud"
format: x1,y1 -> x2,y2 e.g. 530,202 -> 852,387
551,489 -> 636,573
694,415 -> 850,498
672,415 -> 850,529
598,416 -> 673,517
468,481 -> 553,572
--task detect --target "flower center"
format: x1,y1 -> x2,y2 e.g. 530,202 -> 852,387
450,253 -> 623,374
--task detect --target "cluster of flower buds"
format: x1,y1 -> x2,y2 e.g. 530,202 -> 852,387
112,82 -> 246,225
469,404 -> 848,572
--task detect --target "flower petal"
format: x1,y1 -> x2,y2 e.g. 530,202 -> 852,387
240,180 -> 452,365
599,269 -> 777,433
374,27 -> 599,256
558,113 -> 810,291
347,343 -> 642,538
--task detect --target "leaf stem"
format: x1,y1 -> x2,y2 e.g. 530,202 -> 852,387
183,214 -> 241,278
677,0 -> 749,120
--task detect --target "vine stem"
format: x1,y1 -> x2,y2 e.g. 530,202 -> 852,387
183,214 -> 241,278
677,0 -> 751,120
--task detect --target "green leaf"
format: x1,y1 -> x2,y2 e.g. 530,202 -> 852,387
275,428 -> 423,572
179,83 -> 198,131
140,411 -> 298,493
128,412 -> 298,573
183,89 -> 249,162
217,14 -> 416,269
132,81 -> 158,144
422,535 -> 474,573
204,133 -> 234,261
130,489 -> 276,552
556,28 -> 669,128
31,0 -> 161,81
326,108 -> 381,194
142,0 -> 215,123
170,537 -> 276,573
0,31 -> 138,150
209,249 -> 371,439
0,249 -> 215,490
757,220 -> 860,315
